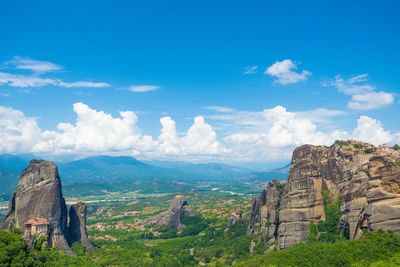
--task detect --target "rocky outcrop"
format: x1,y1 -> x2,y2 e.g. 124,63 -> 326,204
142,195 -> 194,230
0,160 -> 93,255
68,202 -> 94,252
248,141 -> 400,250
247,180 -> 283,246
227,210 -> 242,227
277,144 -> 343,249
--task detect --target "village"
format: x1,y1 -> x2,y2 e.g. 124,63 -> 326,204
83,192 -> 251,243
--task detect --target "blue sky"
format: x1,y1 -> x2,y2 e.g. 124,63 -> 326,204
0,1 -> 399,167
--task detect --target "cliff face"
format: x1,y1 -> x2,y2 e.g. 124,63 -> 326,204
247,180 -> 282,245
248,142 -> 400,250
142,195 -> 194,230
0,160 -> 93,255
278,145 -> 344,249
68,202 -> 95,252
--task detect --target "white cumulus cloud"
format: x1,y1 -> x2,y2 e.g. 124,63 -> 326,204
352,116 -> 393,145
157,116 -> 228,157
158,117 -> 180,155
0,103 -> 399,163
37,102 -> 150,154
0,103 -> 227,160
265,59 -> 311,84
0,106 -> 42,153
222,106 -> 348,160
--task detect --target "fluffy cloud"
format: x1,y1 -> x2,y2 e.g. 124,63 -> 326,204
323,74 -> 394,110
157,116 -> 228,157
205,105 -> 400,161
181,116 -> 228,155
0,106 -> 42,153
348,91 -> 394,110
0,103 -> 227,160
158,117 -> 180,155
128,85 -> 160,92
352,116 -> 393,145
265,59 -> 311,84
0,103 -> 399,162
222,106 -> 348,160
35,103 -> 151,155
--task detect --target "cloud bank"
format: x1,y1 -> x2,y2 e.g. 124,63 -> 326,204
0,103 -> 399,163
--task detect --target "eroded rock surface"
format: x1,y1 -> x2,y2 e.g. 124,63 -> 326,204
0,160 -> 93,255
68,202 -> 94,252
142,195 -> 194,230
247,142 -> 400,250
247,180 -> 283,246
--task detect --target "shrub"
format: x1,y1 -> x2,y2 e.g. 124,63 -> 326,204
365,148 -> 375,153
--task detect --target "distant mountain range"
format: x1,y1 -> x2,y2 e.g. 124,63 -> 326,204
59,156 -> 185,182
144,160 -> 252,179
0,154 -> 289,200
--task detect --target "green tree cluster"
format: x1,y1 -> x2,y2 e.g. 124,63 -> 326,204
240,230 -> 400,267
307,191 -> 342,243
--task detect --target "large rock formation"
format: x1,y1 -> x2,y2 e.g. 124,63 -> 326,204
248,141 -> 400,250
247,179 -> 283,245
227,210 -> 242,227
142,195 -> 195,230
68,202 -> 94,252
0,160 -> 93,255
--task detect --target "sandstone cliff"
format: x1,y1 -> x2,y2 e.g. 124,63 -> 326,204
0,160 -> 93,255
142,195 -> 195,230
248,141 -> 400,250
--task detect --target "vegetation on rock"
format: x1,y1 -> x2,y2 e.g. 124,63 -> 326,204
240,230 -> 400,267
